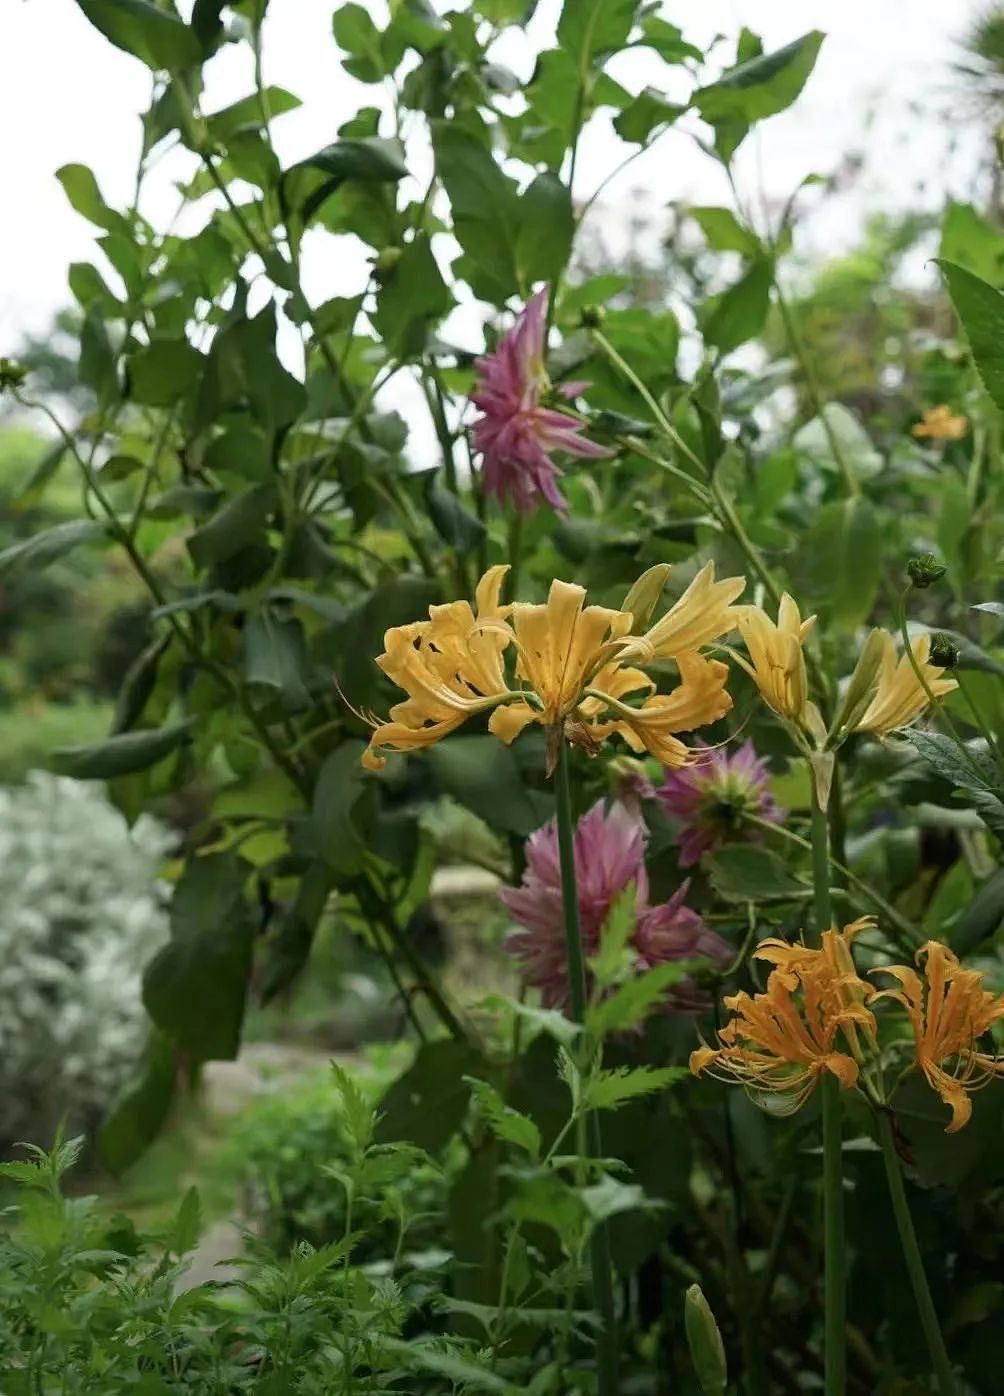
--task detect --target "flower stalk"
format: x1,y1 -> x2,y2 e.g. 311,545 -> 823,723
876,1112 -> 957,1394
809,780 -> 846,1396
554,739 -> 619,1396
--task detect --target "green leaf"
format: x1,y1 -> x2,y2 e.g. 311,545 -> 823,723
99,1030 -> 177,1174
515,172 -> 575,285
128,338 -> 203,407
580,1175 -> 649,1224
464,1077 -> 541,1158
0,518 -> 105,577
55,163 -> 130,234
52,722 -> 192,779
700,257 -> 772,353
586,961 -> 690,1038
588,884 -> 637,989
167,1186 -> 202,1255
793,402 -> 882,479
372,234 -> 452,358
112,633 -> 171,735
187,482 -> 275,569
706,843 -> 805,902
427,734 -> 553,837
330,1062 -> 376,1152
242,609 -> 310,707
695,31 -> 824,125
639,16 -> 703,63
205,87 -> 301,142
582,1065 -> 685,1112
311,740 -> 370,877
940,202 -> 1004,288
143,852 -> 254,1061
375,1040 -> 485,1153
79,305 -> 118,398
284,137 -> 407,223
424,470 -> 486,554
803,496 -> 882,629
68,261 -> 122,312
259,859 -> 334,1002
613,88 -> 685,144
431,121 -> 521,304
689,206 -> 761,255
951,867 -> 1004,955
74,0 -> 201,69
903,731 -> 1004,840
937,259 -> 1004,415
557,0 -> 640,63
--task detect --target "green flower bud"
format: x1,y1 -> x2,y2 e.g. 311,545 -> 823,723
906,553 -> 946,588
621,563 -> 672,633
929,633 -> 960,670
0,358 -> 27,393
830,627 -> 885,741
579,304 -> 605,329
684,1284 -> 727,1395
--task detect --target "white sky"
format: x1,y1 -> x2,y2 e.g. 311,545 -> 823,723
1,0 -> 987,349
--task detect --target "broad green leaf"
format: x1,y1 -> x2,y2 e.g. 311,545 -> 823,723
904,731 -> 1004,841
99,1030 -> 177,1174
557,0 -> 640,63
612,88 -> 685,144
580,1175 -> 649,1224
689,206 -> 761,256
802,496 -> 882,629
242,610 -> 310,708
515,172 -> 575,284
639,16 -> 703,63
68,261 -> 121,312
431,121 -> 521,304
112,633 -> 171,734
583,1065 -> 685,1112
373,233 -> 452,358
310,741 -> 370,877
0,519 -> 105,577
79,305 -> 118,398
424,470 -> 486,555
951,867 -> 1004,955
52,722 -> 192,779
56,163 -> 130,234
143,852 -> 254,1061
375,1040 -> 485,1153
793,402 -> 882,480
204,87 -> 301,142
464,1077 -> 541,1158
706,843 -> 805,902
694,31 -> 824,125
427,734 -> 553,837
937,259 -> 1004,415
259,860 -> 335,1002
187,482 -> 276,568
127,338 -> 203,407
74,0 -> 201,69
940,202 -> 1004,288
284,137 -> 407,224
700,257 -> 772,353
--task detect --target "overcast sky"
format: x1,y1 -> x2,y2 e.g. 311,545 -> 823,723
1,0 -> 987,349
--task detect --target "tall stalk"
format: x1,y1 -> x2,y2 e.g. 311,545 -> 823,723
808,781 -> 846,1396
876,1114 -> 957,1394
554,739 -> 619,1396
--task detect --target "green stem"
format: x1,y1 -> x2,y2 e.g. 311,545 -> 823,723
957,671 -> 1004,778
554,740 -> 618,1396
506,513 -> 524,603
809,780 -> 846,1396
876,1113 -> 957,1394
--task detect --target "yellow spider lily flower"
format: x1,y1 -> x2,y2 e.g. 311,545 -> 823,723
361,565 -> 513,770
361,563 -> 745,772
734,594 -> 817,729
872,941 -> 1004,1132
851,631 -> 957,736
691,921 -> 878,1113
912,405 -> 968,442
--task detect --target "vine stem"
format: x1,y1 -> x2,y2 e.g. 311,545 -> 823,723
808,780 -> 846,1396
876,1113 -> 957,1394
554,739 -> 618,1396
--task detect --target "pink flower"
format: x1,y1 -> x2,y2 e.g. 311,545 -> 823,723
656,741 -> 783,868
471,287 -> 610,515
501,800 -> 729,1014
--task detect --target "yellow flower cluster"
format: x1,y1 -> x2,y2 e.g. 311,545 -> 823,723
692,926 -> 1004,1132
361,562 -> 744,773
912,405 -> 968,442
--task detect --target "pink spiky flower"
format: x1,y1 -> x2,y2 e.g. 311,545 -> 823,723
656,741 -> 783,868
471,287 -> 611,515
501,800 -> 729,1014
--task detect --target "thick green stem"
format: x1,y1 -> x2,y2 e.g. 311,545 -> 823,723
809,781 -> 846,1396
877,1113 -> 957,1394
554,740 -> 618,1396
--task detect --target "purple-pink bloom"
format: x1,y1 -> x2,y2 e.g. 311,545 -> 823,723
471,287 -> 611,515
656,740 -> 783,868
501,799 -> 729,1015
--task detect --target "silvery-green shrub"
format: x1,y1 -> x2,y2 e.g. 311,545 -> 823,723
0,773 -> 171,1147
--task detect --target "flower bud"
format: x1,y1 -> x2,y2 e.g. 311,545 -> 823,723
906,553 -> 946,588
684,1284 -> 727,1394
929,632 -> 960,670
830,627 -> 885,741
0,358 -> 27,392
579,304 -> 605,329
622,564 -> 672,633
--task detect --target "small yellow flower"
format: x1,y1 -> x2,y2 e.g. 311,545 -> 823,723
691,921 -> 878,1113
851,631 -> 957,736
912,405 -> 968,442
872,941 -> 1004,1132
734,594 -> 817,730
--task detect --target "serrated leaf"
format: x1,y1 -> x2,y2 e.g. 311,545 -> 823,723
903,731 -> 1004,840
938,259 -> 1004,415
582,1065 -> 685,1112
586,961 -> 690,1038
464,1077 -> 541,1158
